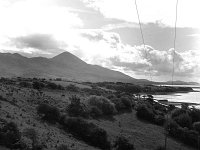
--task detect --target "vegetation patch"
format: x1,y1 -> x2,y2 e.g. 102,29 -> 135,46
61,117 -> 111,150
37,103 -> 60,123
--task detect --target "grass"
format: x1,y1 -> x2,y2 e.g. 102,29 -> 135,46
0,78 -> 196,150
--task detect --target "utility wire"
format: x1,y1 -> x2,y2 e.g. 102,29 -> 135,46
171,0 -> 179,85
134,0 -> 152,82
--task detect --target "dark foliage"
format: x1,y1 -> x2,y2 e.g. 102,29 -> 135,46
88,96 -> 117,116
90,106 -> 103,118
114,136 -> 135,150
61,117 -> 111,150
136,104 -> 155,122
165,119 -> 199,147
33,81 -> 45,90
66,84 -> 79,92
193,122 -> 200,134
37,103 -> 60,123
0,122 -> 21,149
19,81 -> 32,88
154,115 -> 165,126
173,113 -> 192,128
67,96 -> 89,118
189,108 -> 200,122
171,108 -> 187,119
57,144 -> 71,150
46,82 -> 64,90
155,146 -> 165,150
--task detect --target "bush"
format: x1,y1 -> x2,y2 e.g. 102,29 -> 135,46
155,146 -> 165,150
111,98 -> 126,112
19,81 -> 32,88
165,119 -> 179,137
0,122 -> 21,149
57,144 -> 71,150
90,106 -> 103,118
171,108 -> 186,119
67,96 -> 89,118
114,136 -> 135,150
46,82 -> 64,90
174,113 -> 192,128
165,119 -> 199,147
37,104 -> 60,123
178,128 -> 198,146
88,96 -> 117,116
189,108 -> 200,122
136,104 -> 155,122
193,122 -> 200,134
61,117 -> 111,150
32,81 -> 45,90
154,115 -> 165,126
120,96 -> 133,111
66,84 -> 79,92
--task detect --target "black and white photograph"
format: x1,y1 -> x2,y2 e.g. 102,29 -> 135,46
0,0 -> 200,150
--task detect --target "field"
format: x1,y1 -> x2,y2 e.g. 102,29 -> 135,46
0,78 -> 196,150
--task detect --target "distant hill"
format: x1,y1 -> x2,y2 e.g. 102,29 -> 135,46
164,80 -> 199,85
0,52 -> 140,82
0,52 -> 198,85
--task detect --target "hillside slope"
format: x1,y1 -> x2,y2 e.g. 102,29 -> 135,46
0,52 -> 136,83
0,79 -> 195,150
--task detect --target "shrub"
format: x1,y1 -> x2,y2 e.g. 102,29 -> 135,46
61,117 -> 111,150
57,144 -> 71,150
174,113 -> 192,128
120,96 -> 133,111
66,84 -> 79,92
189,108 -> 200,122
136,104 -> 155,122
67,96 -> 89,118
37,104 -> 60,123
154,115 -> 165,126
114,136 -> 135,150
22,128 -> 44,150
178,128 -> 198,146
171,108 -> 186,119
19,81 -> 32,88
90,106 -> 103,118
155,146 -> 165,150
32,81 -> 45,90
193,122 -> 200,134
168,104 -> 176,112
0,122 -> 21,149
111,98 -> 126,112
46,82 -> 64,90
88,96 -> 117,116
153,103 -> 166,113
165,119 -> 179,137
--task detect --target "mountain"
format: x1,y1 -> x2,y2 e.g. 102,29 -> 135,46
0,52 -> 140,82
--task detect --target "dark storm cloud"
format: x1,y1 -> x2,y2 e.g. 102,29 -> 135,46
10,34 -> 66,53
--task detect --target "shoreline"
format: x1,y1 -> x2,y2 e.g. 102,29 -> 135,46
156,99 -> 200,106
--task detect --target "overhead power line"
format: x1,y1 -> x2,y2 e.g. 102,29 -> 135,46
134,0 -> 152,82
171,0 -> 179,85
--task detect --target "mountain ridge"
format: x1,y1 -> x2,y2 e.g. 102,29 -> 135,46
0,52 -> 138,82
0,52 -> 198,85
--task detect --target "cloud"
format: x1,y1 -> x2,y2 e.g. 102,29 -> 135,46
68,30 -> 200,81
82,0 -> 200,28
10,34 -> 66,52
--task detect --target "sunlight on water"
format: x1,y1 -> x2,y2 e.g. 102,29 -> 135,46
153,85 -> 200,107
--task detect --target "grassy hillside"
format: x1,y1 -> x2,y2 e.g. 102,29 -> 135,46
0,77 -> 196,150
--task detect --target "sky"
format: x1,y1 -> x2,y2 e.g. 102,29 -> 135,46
0,0 -> 200,82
